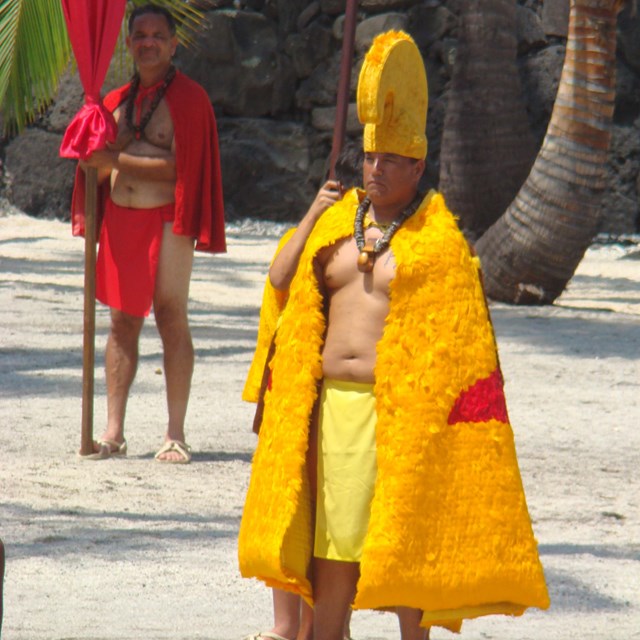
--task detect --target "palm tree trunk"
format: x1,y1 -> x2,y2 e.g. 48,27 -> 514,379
439,0 -> 536,239
476,0 -> 625,304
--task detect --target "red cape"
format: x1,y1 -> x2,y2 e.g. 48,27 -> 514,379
71,70 -> 226,253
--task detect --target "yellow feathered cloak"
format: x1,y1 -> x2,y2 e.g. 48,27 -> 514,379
238,189 -> 549,630
242,228 -> 295,404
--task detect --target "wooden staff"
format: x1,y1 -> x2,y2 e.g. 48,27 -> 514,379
328,0 -> 358,178
80,166 -> 97,456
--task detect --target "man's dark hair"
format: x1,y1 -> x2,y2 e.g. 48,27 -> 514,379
334,141 -> 364,190
128,3 -> 177,35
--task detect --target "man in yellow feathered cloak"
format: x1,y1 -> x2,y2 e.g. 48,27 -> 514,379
239,31 -> 549,639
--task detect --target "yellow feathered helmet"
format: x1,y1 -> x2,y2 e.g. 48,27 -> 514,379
357,31 -> 428,160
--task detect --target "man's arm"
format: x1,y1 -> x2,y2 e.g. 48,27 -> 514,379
78,156 -> 112,185
80,148 -> 176,183
269,180 -> 343,291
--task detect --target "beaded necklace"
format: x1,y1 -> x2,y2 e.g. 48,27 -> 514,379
125,65 -> 176,140
354,193 -> 423,272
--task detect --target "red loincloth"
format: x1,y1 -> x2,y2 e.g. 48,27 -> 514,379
71,70 -> 226,253
96,198 -> 175,317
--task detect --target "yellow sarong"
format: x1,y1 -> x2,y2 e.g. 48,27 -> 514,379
314,378 -> 377,561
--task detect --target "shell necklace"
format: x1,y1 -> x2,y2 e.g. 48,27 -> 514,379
125,65 -> 176,140
354,193 -> 423,272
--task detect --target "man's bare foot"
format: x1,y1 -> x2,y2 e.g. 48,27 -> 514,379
155,440 -> 191,464
243,632 -> 293,640
80,438 -> 127,459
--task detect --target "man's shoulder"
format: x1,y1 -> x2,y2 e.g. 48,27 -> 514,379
104,83 -> 131,111
395,190 -> 469,264
325,187 -> 360,222
402,191 -> 453,235
163,71 -> 213,129
170,70 -> 210,103
308,189 -> 359,243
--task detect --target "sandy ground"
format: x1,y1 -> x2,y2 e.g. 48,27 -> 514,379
0,204 -> 639,640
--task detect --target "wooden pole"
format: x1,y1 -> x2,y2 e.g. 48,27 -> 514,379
79,166 -> 97,456
328,0 -> 358,179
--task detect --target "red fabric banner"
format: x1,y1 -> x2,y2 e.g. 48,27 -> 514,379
59,0 -> 126,160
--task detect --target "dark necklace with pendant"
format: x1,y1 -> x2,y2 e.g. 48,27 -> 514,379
125,65 -> 176,140
354,193 -> 423,272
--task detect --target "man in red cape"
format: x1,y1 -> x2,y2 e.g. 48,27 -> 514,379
74,3 -> 225,463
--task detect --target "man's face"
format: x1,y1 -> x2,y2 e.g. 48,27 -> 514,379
363,152 -> 424,210
127,13 -> 177,72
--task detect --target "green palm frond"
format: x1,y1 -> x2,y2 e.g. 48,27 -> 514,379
0,0 -> 71,135
0,0 -> 207,136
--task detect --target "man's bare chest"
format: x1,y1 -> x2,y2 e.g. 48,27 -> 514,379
113,98 -> 174,151
320,232 -> 396,293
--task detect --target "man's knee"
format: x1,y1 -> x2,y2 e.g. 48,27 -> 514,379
154,300 -> 188,330
313,559 -> 358,640
313,558 -> 359,597
110,310 -> 143,344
